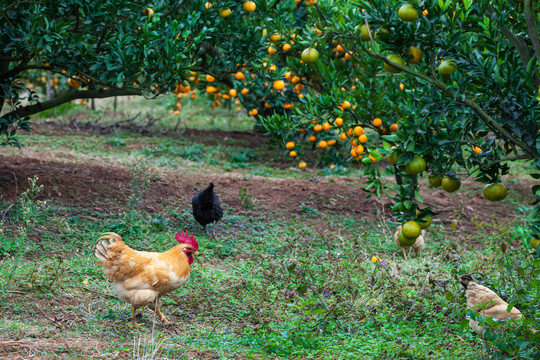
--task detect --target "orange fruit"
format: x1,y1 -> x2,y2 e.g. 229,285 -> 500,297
301,48 -> 319,64
313,124 -> 323,133
291,75 -> 301,84
384,55 -> 405,74
402,221 -> 421,239
483,183 -> 508,201
322,122 -> 331,131
372,118 -> 382,127
243,1 -> 256,12
67,78 -> 82,88
342,100 -> 351,109
219,8 -> 231,18
389,124 -> 398,132
318,140 -> 328,149
356,144 -> 364,154
428,174 -> 443,187
241,88 -> 249,95
206,74 -> 215,82
472,146 -> 482,154
407,46 -> 423,64
405,155 -> 426,175
269,33 -> 280,42
289,150 -> 297,157
299,161 -> 307,169
283,43 -> 291,52
143,7 -> 154,16
268,46 -> 277,55
398,4 -> 418,22
399,83 -> 405,90
353,126 -> 364,136
286,142 -> 295,150
235,72 -> 246,80
327,140 -> 336,146
206,86 -> 218,93
335,117 -> 344,127
205,2 -> 212,9
229,89 -> 237,97
273,80 -> 285,91
309,135 -> 317,142
358,134 -> 367,144
339,132 -> 347,140
441,176 -> 461,193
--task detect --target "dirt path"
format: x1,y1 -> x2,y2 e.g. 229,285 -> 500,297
0,148 -> 534,239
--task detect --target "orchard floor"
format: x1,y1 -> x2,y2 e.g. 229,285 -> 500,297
0,121 -> 537,359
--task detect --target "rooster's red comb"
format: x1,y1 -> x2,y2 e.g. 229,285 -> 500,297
175,230 -> 199,250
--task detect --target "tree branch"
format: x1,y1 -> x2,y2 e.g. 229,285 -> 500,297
1,88 -> 143,120
524,0 -> 540,60
353,43 -> 534,155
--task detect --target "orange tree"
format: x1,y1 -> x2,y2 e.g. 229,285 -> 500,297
260,0 -> 540,242
0,0 -> 306,146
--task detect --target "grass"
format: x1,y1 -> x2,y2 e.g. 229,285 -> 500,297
0,97 -> 539,359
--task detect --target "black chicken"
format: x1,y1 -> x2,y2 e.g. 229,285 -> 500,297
192,182 -> 223,236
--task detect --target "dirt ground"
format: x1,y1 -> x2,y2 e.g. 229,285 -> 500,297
0,125 -> 535,239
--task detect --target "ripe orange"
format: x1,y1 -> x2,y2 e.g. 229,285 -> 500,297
483,183 -> 508,201
441,176 -> 461,193
243,1 -> 256,12
372,118 -> 382,127
229,89 -> 237,97
399,83 -> 405,90
472,146 -> 482,154
273,80 -> 285,90
322,122 -> 331,131
264,102 -> 272,109
398,4 -> 418,22
384,55 -> 405,74
205,74 -> 215,82
389,123 -> 398,132
358,134 -> 367,144
407,46 -> 423,64
269,33 -> 280,42
342,100 -> 351,109
318,140 -> 328,149
219,8 -> 231,18
313,124 -> 323,132
299,161 -> 307,169
235,72 -> 246,80
339,132 -> 347,140
291,75 -> 301,84
143,7 -> 154,16
67,78 -> 82,88
249,108 -> 258,116
289,150 -> 297,157
309,135 -> 317,142
283,43 -> 291,52
335,117 -> 344,127
356,144 -> 364,154
241,88 -> 249,95
353,126 -> 364,136
301,48 -> 320,64
206,86 -> 218,93
327,139 -> 336,146
268,46 -> 277,55
286,141 -> 295,150
205,2 -> 212,9
283,103 -> 293,109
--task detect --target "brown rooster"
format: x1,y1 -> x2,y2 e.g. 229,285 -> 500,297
95,231 -> 198,325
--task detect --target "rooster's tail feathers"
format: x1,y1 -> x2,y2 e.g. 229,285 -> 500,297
95,232 -> 124,261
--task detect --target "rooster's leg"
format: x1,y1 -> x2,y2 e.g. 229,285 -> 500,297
131,305 -> 141,326
402,248 -> 407,260
155,307 -> 169,324
212,221 -> 216,237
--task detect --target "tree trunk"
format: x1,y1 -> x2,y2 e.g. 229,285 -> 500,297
46,73 -> 53,100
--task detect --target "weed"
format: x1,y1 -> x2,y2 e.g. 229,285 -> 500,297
239,188 -> 255,209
